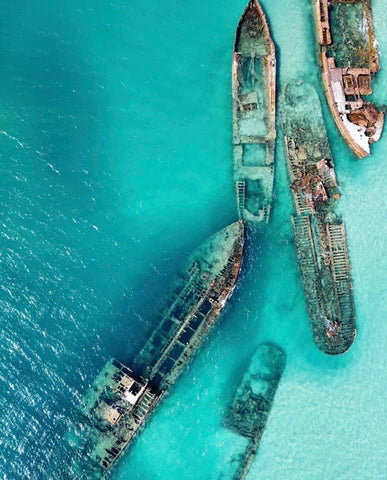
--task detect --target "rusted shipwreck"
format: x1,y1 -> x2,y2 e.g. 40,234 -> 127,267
232,0 -> 276,222
223,343 -> 285,480
74,222 -> 245,477
314,0 -> 384,158
281,81 -> 356,355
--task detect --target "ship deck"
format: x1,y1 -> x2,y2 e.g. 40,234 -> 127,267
72,222 -> 245,477
280,81 -> 356,355
232,0 -> 276,223
314,0 -> 384,158
223,344 -> 285,480
134,221 -> 244,390
292,215 -> 356,355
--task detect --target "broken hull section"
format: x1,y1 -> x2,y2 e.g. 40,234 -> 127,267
71,222 -> 245,477
280,81 -> 356,355
314,0 -> 384,158
232,0 -> 276,222
223,343 -> 285,480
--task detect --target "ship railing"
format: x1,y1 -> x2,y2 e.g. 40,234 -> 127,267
236,181 -> 246,217
148,288 -> 215,379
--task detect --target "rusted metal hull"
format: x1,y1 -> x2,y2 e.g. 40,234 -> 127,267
223,343 -> 285,479
280,81 -> 356,355
73,222 -> 245,478
232,0 -> 276,222
314,0 -> 384,158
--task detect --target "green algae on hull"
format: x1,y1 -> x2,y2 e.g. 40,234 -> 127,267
327,1 -> 371,69
314,0 -> 384,158
134,220 -> 245,389
72,222 -> 245,478
232,0 -> 276,223
223,343 -> 285,480
280,81 -> 356,355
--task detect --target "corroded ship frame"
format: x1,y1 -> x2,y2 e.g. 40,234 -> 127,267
223,343 -> 285,480
232,0 -> 276,222
280,81 -> 356,355
72,221 -> 245,477
314,0 -> 384,158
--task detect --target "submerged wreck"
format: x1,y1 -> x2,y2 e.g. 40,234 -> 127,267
232,0 -> 276,222
281,81 -> 356,355
223,344 -> 285,480
74,222 -> 245,477
314,0 -> 384,158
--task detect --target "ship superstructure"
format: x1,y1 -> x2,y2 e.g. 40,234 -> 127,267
314,0 -> 384,158
79,360 -> 161,473
281,81 -> 356,355
232,0 -> 276,222
223,343 -> 285,480
74,221 -> 245,477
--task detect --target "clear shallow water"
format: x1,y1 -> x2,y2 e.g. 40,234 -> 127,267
0,1 -> 385,479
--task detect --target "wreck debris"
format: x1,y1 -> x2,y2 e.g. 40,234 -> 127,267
233,0 -> 276,222
77,360 -> 162,475
281,81 -> 356,355
72,222 -> 245,477
314,0 -> 384,158
223,344 -> 285,480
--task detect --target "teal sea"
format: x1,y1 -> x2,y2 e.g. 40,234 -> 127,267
0,1 -> 386,479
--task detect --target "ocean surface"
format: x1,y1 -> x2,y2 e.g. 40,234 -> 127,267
0,1 -> 386,479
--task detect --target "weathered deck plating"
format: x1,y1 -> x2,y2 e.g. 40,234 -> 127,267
223,344 -> 285,480
281,82 -> 356,355
232,0 -> 276,222
134,221 -> 245,390
314,0 -> 384,158
75,221 -> 245,477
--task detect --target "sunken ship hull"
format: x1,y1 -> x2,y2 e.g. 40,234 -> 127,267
73,221 -> 245,477
223,343 -> 285,480
232,0 -> 276,222
314,0 -> 384,158
281,81 -> 356,355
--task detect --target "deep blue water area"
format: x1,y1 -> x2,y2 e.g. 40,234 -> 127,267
0,1 -> 386,479
0,1 -> 237,477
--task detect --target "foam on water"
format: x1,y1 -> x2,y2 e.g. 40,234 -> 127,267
0,1 -> 385,479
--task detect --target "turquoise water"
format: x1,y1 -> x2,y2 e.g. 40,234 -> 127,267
0,1 -> 386,479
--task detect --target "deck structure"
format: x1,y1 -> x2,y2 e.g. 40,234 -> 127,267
232,0 -> 276,222
134,221 -> 245,390
280,81 -> 356,355
223,344 -> 285,480
314,0 -> 384,158
73,221 -> 245,477
79,360 -> 161,474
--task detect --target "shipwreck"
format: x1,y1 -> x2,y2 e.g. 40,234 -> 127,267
232,0 -> 276,222
223,343 -> 285,480
314,0 -> 384,158
281,81 -> 356,355
72,221 -> 245,477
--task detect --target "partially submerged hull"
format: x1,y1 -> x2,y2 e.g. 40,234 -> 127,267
232,0 -> 276,222
281,81 -> 356,355
314,0 -> 384,158
223,343 -> 285,480
134,221 -> 245,389
73,222 -> 245,477
77,361 -> 162,476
